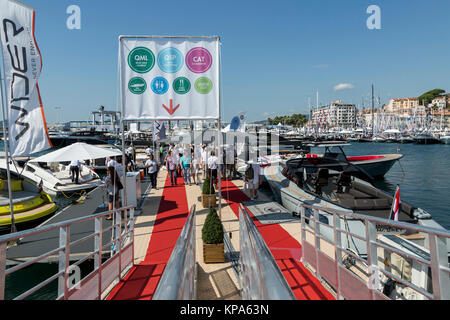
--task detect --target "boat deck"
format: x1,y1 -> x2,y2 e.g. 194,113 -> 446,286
106,169 -> 335,300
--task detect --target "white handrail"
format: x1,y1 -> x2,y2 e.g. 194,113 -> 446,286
153,205 -> 196,300
239,204 -> 295,300
0,206 -> 135,300
299,203 -> 450,300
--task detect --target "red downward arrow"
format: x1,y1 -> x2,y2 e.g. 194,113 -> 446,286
162,99 -> 180,115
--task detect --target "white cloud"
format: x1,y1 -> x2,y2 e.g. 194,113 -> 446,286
334,83 -> 355,91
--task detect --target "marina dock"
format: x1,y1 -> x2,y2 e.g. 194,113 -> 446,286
6,181 -> 151,266
105,169 -> 334,300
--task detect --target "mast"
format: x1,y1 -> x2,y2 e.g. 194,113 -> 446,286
316,90 -> 319,137
308,97 -> 311,132
371,84 -> 375,137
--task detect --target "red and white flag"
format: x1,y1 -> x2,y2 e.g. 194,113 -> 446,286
0,0 -> 52,157
389,185 -> 401,221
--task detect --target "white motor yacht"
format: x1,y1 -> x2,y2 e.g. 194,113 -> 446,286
2,159 -> 103,196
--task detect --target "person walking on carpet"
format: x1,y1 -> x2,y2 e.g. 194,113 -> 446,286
145,154 -> 159,190
165,150 -> 177,186
180,151 -> 192,185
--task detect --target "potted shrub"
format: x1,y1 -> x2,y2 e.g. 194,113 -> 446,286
202,208 -> 225,263
201,177 -> 216,208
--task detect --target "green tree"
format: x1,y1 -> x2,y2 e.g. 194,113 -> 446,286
266,114 -> 308,127
418,89 -> 445,106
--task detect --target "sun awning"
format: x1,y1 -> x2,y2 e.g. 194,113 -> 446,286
29,142 -> 122,163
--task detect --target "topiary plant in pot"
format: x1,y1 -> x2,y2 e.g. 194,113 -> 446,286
201,177 -> 216,208
202,207 -> 225,263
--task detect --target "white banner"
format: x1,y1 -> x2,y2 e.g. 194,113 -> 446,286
0,0 -> 51,157
119,37 -> 220,120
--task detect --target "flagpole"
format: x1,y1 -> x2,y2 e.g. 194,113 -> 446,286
0,51 -> 17,234
118,38 -> 127,247
217,37 -> 222,220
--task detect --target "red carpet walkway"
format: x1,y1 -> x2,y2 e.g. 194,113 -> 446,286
107,174 -> 189,300
221,180 -> 335,300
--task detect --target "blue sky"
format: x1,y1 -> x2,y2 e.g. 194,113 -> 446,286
8,0 -> 450,123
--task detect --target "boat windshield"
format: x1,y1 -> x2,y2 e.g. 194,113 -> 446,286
286,155 -> 372,181
323,146 -> 347,162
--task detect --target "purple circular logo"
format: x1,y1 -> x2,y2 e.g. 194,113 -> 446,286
185,47 -> 212,73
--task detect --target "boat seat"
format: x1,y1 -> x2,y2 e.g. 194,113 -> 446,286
354,182 -> 416,218
353,182 -> 386,199
348,189 -> 373,199
339,197 -> 391,210
312,168 -> 329,194
0,191 -> 40,206
336,172 -> 352,193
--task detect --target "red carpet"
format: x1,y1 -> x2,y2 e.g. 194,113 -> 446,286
221,180 -> 335,300
107,174 -> 189,300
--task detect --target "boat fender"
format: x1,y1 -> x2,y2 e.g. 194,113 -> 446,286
76,195 -> 87,204
413,208 -> 432,220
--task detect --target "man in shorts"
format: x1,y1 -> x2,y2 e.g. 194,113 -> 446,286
245,161 -> 261,201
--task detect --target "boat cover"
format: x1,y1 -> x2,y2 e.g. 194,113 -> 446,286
0,191 -> 40,207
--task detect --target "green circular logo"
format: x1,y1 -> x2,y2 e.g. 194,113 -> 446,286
194,77 -> 213,94
127,47 -> 155,73
173,77 -> 191,95
128,77 -> 147,95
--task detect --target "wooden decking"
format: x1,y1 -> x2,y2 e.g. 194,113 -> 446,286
111,168 -> 334,300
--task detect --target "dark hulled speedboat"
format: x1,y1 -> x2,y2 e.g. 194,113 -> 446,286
414,134 -> 441,145
305,143 -> 403,180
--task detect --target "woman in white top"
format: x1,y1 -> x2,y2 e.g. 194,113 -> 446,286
191,152 -> 200,185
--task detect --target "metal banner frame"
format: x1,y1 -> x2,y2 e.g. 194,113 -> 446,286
118,35 -> 223,217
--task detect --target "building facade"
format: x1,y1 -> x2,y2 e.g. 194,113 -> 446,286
384,98 -> 419,114
312,101 -> 357,128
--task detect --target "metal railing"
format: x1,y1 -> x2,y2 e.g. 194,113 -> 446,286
239,204 -> 295,300
0,206 -> 135,300
153,205 -> 197,300
299,203 -> 450,300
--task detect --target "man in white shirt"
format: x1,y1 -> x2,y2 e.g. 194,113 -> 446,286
245,161 -> 261,201
145,154 -> 158,189
145,146 -> 153,157
107,157 -> 124,182
106,157 -> 116,168
69,159 -> 83,184
207,150 -> 219,186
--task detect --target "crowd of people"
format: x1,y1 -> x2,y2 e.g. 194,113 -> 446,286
103,142 -> 262,217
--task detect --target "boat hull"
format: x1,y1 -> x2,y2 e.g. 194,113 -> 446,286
0,193 -> 58,235
440,136 -> 450,145
414,135 -> 441,145
348,154 -> 403,179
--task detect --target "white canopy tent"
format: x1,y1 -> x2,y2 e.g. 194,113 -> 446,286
29,142 -> 122,163
383,129 -> 401,134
